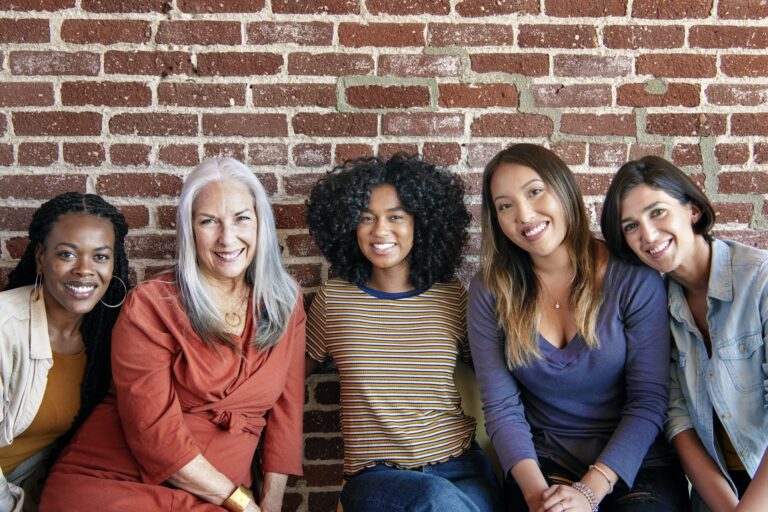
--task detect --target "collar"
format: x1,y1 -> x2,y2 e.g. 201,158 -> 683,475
668,238 -> 732,321
29,287 -> 53,360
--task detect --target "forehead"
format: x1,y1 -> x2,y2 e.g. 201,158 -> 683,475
491,162 -> 542,190
366,183 -> 402,208
46,212 -> 115,246
193,179 -> 255,211
620,184 -> 678,211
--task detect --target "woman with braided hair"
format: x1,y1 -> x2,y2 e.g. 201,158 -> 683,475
0,192 -> 130,511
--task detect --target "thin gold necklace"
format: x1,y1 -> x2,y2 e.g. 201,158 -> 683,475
538,276 -> 564,310
224,292 -> 250,328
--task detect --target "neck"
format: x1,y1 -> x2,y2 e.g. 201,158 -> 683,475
531,243 -> 573,277
43,295 -> 85,354
669,235 -> 711,294
367,266 -> 413,294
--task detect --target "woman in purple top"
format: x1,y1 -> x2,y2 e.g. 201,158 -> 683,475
467,144 -> 687,512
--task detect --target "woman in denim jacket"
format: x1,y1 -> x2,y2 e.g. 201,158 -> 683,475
601,156 -> 768,512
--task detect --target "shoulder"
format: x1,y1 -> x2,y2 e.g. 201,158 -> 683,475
425,279 -> 467,301
720,239 -> 768,272
605,256 -> 663,289
120,274 -> 180,319
0,285 -> 34,323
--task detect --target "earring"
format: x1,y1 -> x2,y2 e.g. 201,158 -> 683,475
100,275 -> 128,309
33,272 -> 43,301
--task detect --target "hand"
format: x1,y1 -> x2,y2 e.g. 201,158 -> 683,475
538,484 -> 593,512
245,500 -> 261,512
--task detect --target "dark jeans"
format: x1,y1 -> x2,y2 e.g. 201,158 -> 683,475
504,458 -> 689,512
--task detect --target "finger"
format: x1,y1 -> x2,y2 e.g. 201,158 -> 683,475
541,484 -> 561,499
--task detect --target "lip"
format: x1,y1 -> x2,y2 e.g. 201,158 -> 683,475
645,238 -> 672,259
370,242 -> 396,256
63,282 -> 99,299
521,221 -> 548,242
214,248 -> 244,262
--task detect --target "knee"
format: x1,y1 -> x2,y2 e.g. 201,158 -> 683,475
409,478 -> 477,512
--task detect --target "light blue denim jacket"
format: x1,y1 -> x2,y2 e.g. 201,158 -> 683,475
665,239 -> 768,504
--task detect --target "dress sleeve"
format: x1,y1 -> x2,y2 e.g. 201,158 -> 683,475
261,297 -> 306,476
305,286 -> 329,364
456,285 -> 472,366
467,275 -> 537,477
597,266 -> 671,487
111,287 -> 201,485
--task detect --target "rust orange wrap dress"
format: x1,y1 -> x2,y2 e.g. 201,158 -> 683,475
39,275 -> 306,511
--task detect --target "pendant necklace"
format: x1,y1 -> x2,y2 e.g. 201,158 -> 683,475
224,293 -> 249,328
538,277 -> 562,309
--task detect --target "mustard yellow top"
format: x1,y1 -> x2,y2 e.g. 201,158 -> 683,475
715,415 -> 746,472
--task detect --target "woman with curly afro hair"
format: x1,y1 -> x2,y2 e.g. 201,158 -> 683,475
306,154 -> 502,512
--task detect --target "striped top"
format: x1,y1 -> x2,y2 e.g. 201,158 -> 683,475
306,278 -> 476,476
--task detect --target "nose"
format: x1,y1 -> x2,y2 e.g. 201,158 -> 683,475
516,201 -> 534,224
74,257 -> 94,276
218,222 -> 236,245
372,217 -> 390,236
639,221 -> 657,242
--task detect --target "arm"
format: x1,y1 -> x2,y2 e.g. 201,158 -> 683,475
305,286 -> 329,375
735,448 -> 768,512
258,472 -> 288,512
168,454 -> 259,511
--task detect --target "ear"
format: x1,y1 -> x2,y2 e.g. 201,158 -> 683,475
689,203 -> 703,224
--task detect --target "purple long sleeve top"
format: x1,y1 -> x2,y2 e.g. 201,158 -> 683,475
468,257 -> 674,487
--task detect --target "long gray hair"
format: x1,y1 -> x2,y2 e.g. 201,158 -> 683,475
175,157 -> 299,350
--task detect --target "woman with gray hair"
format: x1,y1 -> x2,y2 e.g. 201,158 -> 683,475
40,158 -> 306,512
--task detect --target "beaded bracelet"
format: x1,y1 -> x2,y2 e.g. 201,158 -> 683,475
589,464 -> 615,493
572,481 -> 599,512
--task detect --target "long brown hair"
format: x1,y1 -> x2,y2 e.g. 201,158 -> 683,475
480,143 -> 604,368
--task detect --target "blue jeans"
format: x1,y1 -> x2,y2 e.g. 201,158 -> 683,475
340,444 -> 503,512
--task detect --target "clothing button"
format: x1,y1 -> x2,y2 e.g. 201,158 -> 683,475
738,343 -> 747,352
742,450 -> 750,457
707,372 -> 713,379
722,414 -> 730,420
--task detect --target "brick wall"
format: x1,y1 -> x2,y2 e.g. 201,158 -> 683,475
1,1 -> 767,510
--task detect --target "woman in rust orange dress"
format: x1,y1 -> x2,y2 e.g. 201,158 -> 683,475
40,158 -> 306,512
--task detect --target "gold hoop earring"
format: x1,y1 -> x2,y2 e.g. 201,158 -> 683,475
100,275 -> 128,309
33,272 -> 43,301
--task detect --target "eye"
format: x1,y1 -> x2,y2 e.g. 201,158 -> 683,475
236,214 -> 253,222
388,214 -> 403,222
650,207 -> 666,218
200,218 -> 216,225
56,250 -> 76,259
359,214 -> 375,224
622,222 -> 638,233
94,253 -> 111,262
496,203 -> 512,212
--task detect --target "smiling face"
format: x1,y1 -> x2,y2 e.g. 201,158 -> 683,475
35,212 -> 116,320
192,179 -> 258,288
619,184 -> 701,274
356,184 -> 414,289
490,163 -> 569,264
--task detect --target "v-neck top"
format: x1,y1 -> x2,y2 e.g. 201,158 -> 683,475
468,257 -> 677,487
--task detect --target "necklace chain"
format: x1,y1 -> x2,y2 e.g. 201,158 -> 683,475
538,276 -> 564,310
223,291 -> 250,329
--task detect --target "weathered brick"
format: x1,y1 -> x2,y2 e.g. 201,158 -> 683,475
97,173 -> 183,198
304,436 -> 344,460
383,113 -> 464,136
428,23 -> 515,47
378,143 -> 418,159
755,143 -> 768,164
588,144 -> 627,167
272,0 -> 358,14
204,143 -> 244,161
718,172 -> 768,194
255,173 -> 278,196
110,113 -> 197,137
125,234 -> 176,260
248,143 -> 288,166
617,83 -> 699,107
530,84 -> 611,108
304,410 -> 341,433
561,114 -> 635,136
110,144 -> 150,167
299,464 -> 344,487
629,143 -> 665,160
368,0 -> 449,14
314,379 -> 340,404
339,23 -> 425,48
82,0 -> 169,12
715,143 -> 750,165
63,143 -> 105,166
519,24 -> 598,49
471,114 -> 553,138
456,0 -> 539,16
646,114 -> 726,137
690,25 -> 768,49
247,22 -> 332,45
158,83 -> 245,107
423,142 -> 462,166
18,142 -> 58,166
439,83 -> 518,108
466,143 -> 503,168
285,234 -> 321,257
713,203 -> 753,225
178,0 -> 266,12
671,144 -> 703,166
732,114 -> 768,136
202,114 -> 286,137
116,205 -> 150,230
0,207 -> 35,232
292,144 -> 332,168
62,81 -> 151,107
576,172 -> 614,194
196,52 -> 282,77
0,145 -> 12,167
471,53 -> 549,76
603,24 -> 684,48
632,0 -> 713,19
0,82 -> 54,107
713,230 -> 768,250
0,115 -> 5,137
335,143 -> 373,164
378,54 -> 461,78
14,112 -> 101,136
0,18 -> 49,43
3,0 -> 74,10
282,493 -> 303,512
719,0 -> 768,18
60,19 -> 151,45
308,491 -> 342,512
157,205 -> 177,229
252,84 -> 336,107
293,113 -> 377,137
346,85 -> 430,109
10,51 -> 100,76
545,0 -> 625,16
552,142 -> 587,165
554,55 -> 631,77
636,54 -> 716,78
722,55 -> 768,78
158,144 -> 199,166
706,85 -> 768,106
105,51 -> 193,76
0,175 -> 86,199
273,203 -> 307,229
156,21 -> 241,46
288,52 -> 373,76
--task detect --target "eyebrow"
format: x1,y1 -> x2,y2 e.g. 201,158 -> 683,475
620,201 -> 665,224
196,209 -> 253,218
493,178 -> 544,201
362,206 -> 407,213
55,242 -> 113,252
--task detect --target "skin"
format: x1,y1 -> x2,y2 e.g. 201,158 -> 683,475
35,212 -> 115,355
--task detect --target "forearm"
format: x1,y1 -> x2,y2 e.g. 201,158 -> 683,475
259,472 -> 288,512
511,458 -> 549,509
734,448 -> 768,512
166,453 -> 239,506
582,462 -> 618,504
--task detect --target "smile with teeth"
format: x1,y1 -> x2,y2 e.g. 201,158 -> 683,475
65,283 -> 97,294
215,248 -> 244,261
648,239 -> 671,256
522,222 -> 548,238
371,242 -> 396,255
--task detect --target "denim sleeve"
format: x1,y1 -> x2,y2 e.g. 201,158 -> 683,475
664,343 -> 694,441
758,261 -> 768,412
467,274 -> 537,478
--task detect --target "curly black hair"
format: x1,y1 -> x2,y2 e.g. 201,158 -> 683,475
307,154 -> 470,290
6,192 -> 130,441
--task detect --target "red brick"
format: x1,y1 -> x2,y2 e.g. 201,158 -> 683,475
456,0 -> 538,16
706,85 -> 768,106
196,52 -> 282,77
273,203 -> 308,229
339,23 -> 425,48
282,493 -> 304,512
471,53 -> 549,76
712,203 -> 753,224
690,25 -> 768,49
158,83 -> 245,107
712,230 -> 768,250
247,143 -> 288,166
0,175 -> 85,199
304,436 -> 344,460
116,205 -> 149,230
3,0 -> 74,10
0,115 -> 5,137
293,144 -> 332,167
157,205 -> 177,229
378,143 -> 418,160
61,19 -> 151,45
0,18 -> 49,43
307,491 -> 341,512
255,173 -> 277,196
105,51 -> 193,76
423,143 -> 462,166
467,143 -> 502,168
530,84 -> 610,108
10,51 -> 100,76
378,55 -> 461,78
82,0 -> 169,12
284,173 -> 322,196
576,172 -> 614,195
156,21 -> 240,46
178,0 -> 266,12
629,143 -> 665,160
381,113 -> 463,137
97,173 -> 183,198
6,237 -> 29,259
519,24 -> 597,49
62,81 -> 151,107
272,0 -> 358,14
0,207 -> 35,232
0,82 -> 54,107
288,53 -> 373,76
718,172 -> 768,194
110,144 -> 150,166
110,113 -> 196,137
755,143 -> 768,164
551,142 -> 587,165
314,379 -> 340,404
247,22 -> 332,45
0,145 -> 11,167
471,113 -> 553,138
545,0 -> 625,16
603,24 -> 684,48
125,234 -> 176,260
554,55 -> 631,77
637,54 -> 716,78
204,143 -> 244,161
63,143 -> 105,166
335,143 -> 373,164
304,409 -> 341,433
732,114 -> 768,136
294,113 -> 377,137
722,55 -> 768,78
202,114 -> 286,137
252,84 -> 335,107
439,83 -> 518,108
617,83 -> 700,107
646,114 -> 726,137
719,0 -> 768,18
346,85 -> 430,109
632,0 -> 713,19
158,144 -> 199,166
671,144 -> 703,166
368,0 -> 448,14
14,112 -> 101,136
561,114 -> 635,136
715,143 -> 750,165
18,142 -> 58,166
299,464 -> 344,487
428,23 -> 514,47
588,144 -> 627,167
